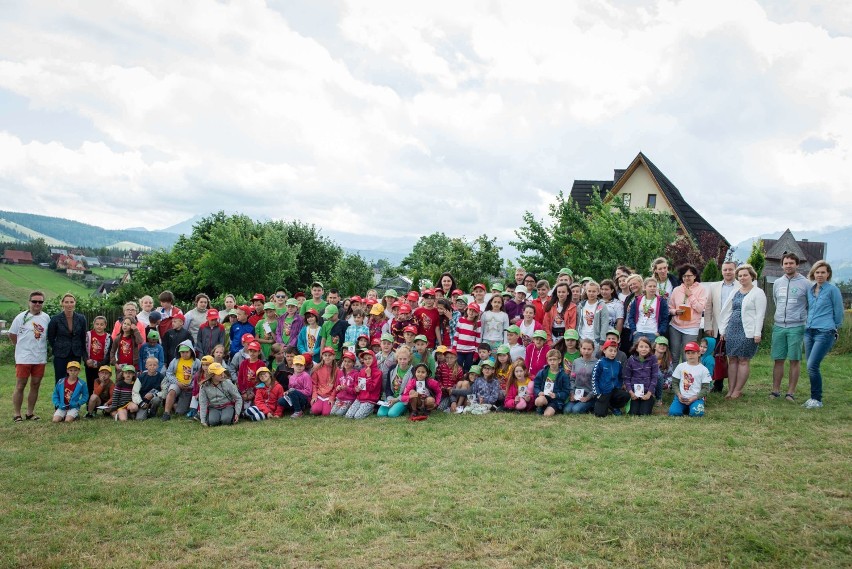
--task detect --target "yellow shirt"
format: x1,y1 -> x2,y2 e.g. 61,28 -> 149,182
177,358 -> 194,386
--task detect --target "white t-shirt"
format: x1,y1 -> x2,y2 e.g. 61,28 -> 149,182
635,296 -> 659,335
10,310 -> 51,364
673,362 -> 712,398
578,300 -> 600,340
518,320 -> 536,344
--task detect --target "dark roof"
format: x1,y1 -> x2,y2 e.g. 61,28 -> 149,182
764,229 -> 808,261
569,152 -> 729,248
763,229 -> 826,279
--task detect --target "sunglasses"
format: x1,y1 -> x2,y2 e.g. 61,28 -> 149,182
275,294 -> 286,298
30,299 -> 44,304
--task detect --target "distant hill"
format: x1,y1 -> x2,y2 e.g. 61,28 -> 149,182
0,210 -> 180,249
734,225 -> 852,280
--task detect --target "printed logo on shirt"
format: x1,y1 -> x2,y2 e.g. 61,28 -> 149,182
682,371 -> 695,393
33,322 -> 44,340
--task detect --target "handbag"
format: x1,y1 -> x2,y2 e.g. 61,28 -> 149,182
713,338 -> 728,381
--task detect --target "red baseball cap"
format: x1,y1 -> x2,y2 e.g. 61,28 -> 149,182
406,291 -> 420,301
370,337 -> 382,346
359,349 -> 375,359
467,303 -> 481,313
451,289 -> 464,296
321,347 -> 336,355
251,293 -> 266,302
684,341 -> 701,352
294,291 -> 306,299
472,283 -> 486,291
238,305 -> 252,313
350,295 -> 362,303
241,333 -> 255,343
421,288 -> 435,297
403,325 -> 418,334
398,304 -> 412,314
247,341 -> 262,351
301,352 -> 313,366
365,298 -> 378,306
206,309 -> 219,320
342,351 -> 356,361
602,340 -> 618,350
305,308 -> 319,318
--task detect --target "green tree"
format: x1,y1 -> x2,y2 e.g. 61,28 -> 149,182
747,239 -> 766,279
511,190 -> 678,281
330,253 -> 375,296
25,238 -> 51,264
701,258 -> 722,282
400,232 -> 502,292
280,221 -> 342,294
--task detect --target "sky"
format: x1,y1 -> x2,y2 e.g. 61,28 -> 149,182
0,0 -> 850,247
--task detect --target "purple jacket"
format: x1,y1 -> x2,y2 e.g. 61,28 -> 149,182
275,313 -> 305,347
505,299 -> 527,323
622,355 -> 659,394
288,371 -> 313,399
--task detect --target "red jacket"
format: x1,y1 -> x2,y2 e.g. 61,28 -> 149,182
542,304 -> 577,343
400,377 -> 442,406
356,365 -> 382,403
254,383 -> 284,417
435,362 -> 464,393
311,364 -> 337,402
525,342 -> 551,379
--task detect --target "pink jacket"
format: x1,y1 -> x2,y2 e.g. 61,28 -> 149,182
400,377 -> 442,405
334,368 -> 359,403
356,365 -> 382,403
668,284 -> 708,331
288,371 -> 313,399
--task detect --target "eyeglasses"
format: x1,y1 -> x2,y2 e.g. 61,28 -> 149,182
275,294 -> 286,299
30,299 -> 44,304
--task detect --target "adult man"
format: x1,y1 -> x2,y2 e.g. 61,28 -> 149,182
770,253 -> 809,401
702,260 -> 738,392
10,291 -> 51,422
514,267 -> 526,286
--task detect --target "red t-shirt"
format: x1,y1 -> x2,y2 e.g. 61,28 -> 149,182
117,336 -> 134,366
414,307 -> 440,347
237,358 -> 266,393
64,378 -> 75,406
89,331 -> 108,362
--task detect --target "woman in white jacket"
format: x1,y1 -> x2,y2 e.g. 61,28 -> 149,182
719,264 -> 767,399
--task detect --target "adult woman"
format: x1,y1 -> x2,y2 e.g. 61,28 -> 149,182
183,293 -> 210,340
620,274 -> 644,353
599,279 -> 624,335
111,301 -> 146,339
802,261 -> 845,409
47,293 -> 88,383
137,295 -> 155,326
220,294 -> 237,323
650,257 -> 679,300
438,272 -> 457,299
523,273 -> 538,300
719,264 -> 766,399
667,264 -> 708,365
542,283 -> 576,343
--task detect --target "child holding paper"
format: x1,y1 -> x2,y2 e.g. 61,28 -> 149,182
565,339 -> 597,414
622,336 -> 659,416
533,349 -> 570,416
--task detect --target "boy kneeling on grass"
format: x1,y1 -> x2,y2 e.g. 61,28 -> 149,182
52,361 -> 89,423
534,349 -> 570,417
668,342 -> 712,418
85,365 -> 114,418
199,362 -> 242,427
133,356 -> 165,421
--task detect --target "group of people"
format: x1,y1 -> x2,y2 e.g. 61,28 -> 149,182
8,254 -> 844,425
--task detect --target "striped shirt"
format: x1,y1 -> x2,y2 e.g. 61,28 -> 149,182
454,317 -> 481,353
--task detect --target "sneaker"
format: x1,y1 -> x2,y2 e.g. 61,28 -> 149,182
612,408 -> 623,416
186,409 -> 197,419
84,412 -> 94,419
161,413 -> 171,421
802,399 -> 823,409
455,406 -> 465,414
769,392 -> 780,399
290,411 -> 303,418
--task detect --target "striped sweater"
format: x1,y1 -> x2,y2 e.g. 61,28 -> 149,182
109,379 -> 136,413
454,317 -> 481,352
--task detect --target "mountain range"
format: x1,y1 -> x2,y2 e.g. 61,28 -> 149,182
733,226 -> 852,280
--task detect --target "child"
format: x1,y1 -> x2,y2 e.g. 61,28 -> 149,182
401,363 -> 441,420
299,281 -> 328,317
626,278 -> 671,343
253,367 -> 284,418
256,303 -> 279,360
557,329 -> 581,373
506,324 -> 526,362
591,340 -> 629,417
450,365 -> 478,413
331,352 -> 359,416
475,342 -> 492,366
378,346 -> 412,418
524,330 -> 551,378
162,340 -> 201,421
199,362 -> 243,426
138,330 -> 165,373
85,365 -> 115,418
319,304 -> 348,361
272,345 -> 296,389
353,334 -> 370,358
212,344 -> 227,367
654,336 -> 674,407
533,349 -> 570,416
133,356 -> 165,420
368,303 -> 388,342
504,360 -> 533,411
390,304 -> 415,347
480,294 -> 509,348
565,339 -> 598,414
52,361 -> 89,423
668,342 -> 712,417
436,348 -> 465,411
494,346 -> 513,396
145,311 -> 162,344
237,341 -> 265,414
576,280 -> 608,350
413,289 -> 440,348
454,303 -> 482,372
310,347 -> 338,416
700,337 -> 716,381
400,325 -> 418,353
345,350 -> 382,419
622,336 -> 659,416
471,359 -> 502,409
344,309 -> 370,346
296,309 -> 322,363
277,355 -> 312,418
109,317 -> 143,374
243,367 -> 274,421
162,315 -> 192,365
412,335 -> 437,374
597,329 -> 628,366
188,355 -> 214,419
156,290 -> 185,338
108,365 -> 139,422
229,306 -> 255,359
276,298 -> 303,347
197,309 -> 225,356
84,316 -> 111,395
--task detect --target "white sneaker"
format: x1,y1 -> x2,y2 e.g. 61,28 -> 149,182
802,399 -> 824,409
455,406 -> 465,414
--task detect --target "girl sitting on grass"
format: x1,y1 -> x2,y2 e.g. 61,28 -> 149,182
534,349 -> 570,417
503,360 -> 533,411
252,367 -> 284,419
622,337 -> 659,416
449,365 -> 478,414
378,345 -> 412,418
331,352 -> 359,416
654,336 -> 674,407
310,347 -> 338,416
199,362 -> 242,427
401,363 -> 441,420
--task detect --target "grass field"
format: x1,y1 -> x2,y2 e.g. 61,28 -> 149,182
1,354 -> 850,568
0,264 -> 90,311
91,267 -> 127,279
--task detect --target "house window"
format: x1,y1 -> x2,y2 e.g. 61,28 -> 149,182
647,194 -> 657,208
621,193 -> 631,207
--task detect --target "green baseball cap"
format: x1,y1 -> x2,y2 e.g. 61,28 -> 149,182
490,282 -> 504,292
381,333 -> 394,343
480,358 -> 495,368
147,330 -> 160,340
323,304 -> 339,318
228,309 -> 238,316
121,364 -> 136,372
495,345 -> 510,354
263,302 -> 276,311
532,330 -> 548,340
558,267 -> 573,277
506,325 -> 521,334
606,327 -> 620,338
383,289 -> 398,298
414,334 -> 428,343
285,298 -> 299,306
178,345 -> 191,352
654,336 -> 669,346
563,329 -> 580,341
468,365 -> 482,375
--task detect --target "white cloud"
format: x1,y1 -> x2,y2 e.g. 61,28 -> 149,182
0,0 -> 849,249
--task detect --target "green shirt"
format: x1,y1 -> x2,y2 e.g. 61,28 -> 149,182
300,299 -> 328,317
255,318 -> 278,360
279,315 -> 295,346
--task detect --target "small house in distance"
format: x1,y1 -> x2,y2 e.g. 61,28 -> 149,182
570,152 -> 730,262
1,249 -> 33,264
762,229 -> 826,283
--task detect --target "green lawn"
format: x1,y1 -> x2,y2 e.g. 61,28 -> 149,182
0,264 -> 90,311
1,355 -> 850,568
91,267 -> 127,279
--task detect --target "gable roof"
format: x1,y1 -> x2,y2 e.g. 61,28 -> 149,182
764,229 -> 808,261
2,249 -> 33,263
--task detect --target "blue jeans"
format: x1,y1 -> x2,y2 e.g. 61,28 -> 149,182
668,397 -> 705,417
457,352 -> 475,373
564,400 -> 594,414
804,328 -> 837,402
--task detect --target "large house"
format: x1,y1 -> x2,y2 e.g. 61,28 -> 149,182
570,152 -> 730,261
1,249 -> 33,264
762,228 -> 826,283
